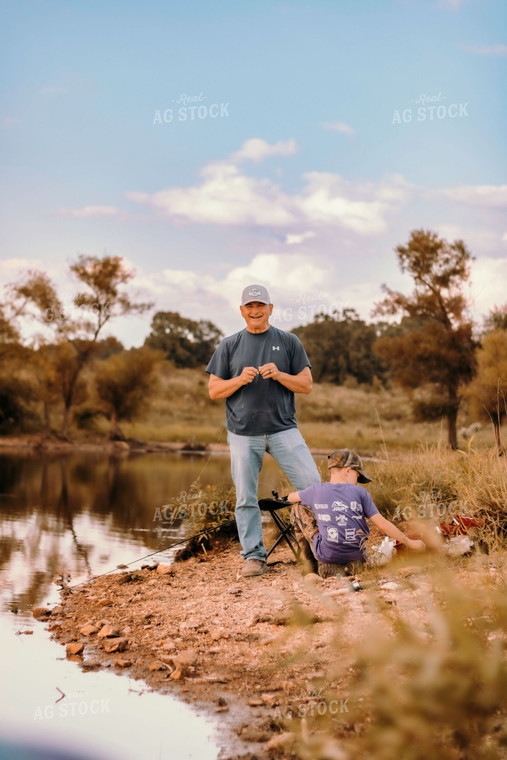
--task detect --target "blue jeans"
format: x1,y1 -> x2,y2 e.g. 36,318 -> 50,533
227,428 -> 321,561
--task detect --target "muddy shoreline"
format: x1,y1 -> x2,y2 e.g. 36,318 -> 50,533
0,433 -> 333,457
34,538 -> 455,760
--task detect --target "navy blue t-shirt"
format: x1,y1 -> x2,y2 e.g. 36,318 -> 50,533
297,483 -> 379,563
205,325 -> 311,435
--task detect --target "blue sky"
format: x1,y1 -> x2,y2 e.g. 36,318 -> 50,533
1,0 -> 506,345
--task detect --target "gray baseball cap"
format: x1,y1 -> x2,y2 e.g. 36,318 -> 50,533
328,449 -> 372,483
241,284 -> 271,306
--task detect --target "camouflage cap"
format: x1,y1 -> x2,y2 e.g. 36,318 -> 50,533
327,448 -> 372,483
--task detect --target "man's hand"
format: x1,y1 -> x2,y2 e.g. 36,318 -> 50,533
240,366 -> 259,384
208,369 -> 258,400
259,362 -> 279,380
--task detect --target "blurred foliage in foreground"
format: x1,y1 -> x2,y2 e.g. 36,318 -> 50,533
280,562 -> 507,760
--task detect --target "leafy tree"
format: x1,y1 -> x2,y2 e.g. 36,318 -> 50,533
483,304 -> 507,334
4,256 -> 152,436
373,229 -> 477,449
145,311 -> 223,367
292,308 -> 391,385
0,304 -> 20,348
0,280 -> 38,430
93,347 -> 163,439
36,341 -> 92,435
0,373 -> 35,432
94,336 -> 125,359
465,329 -> 507,455
32,345 -> 64,432
70,255 -> 152,340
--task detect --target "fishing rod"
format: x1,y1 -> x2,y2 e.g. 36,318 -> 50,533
66,518 -> 236,591
63,422 -> 234,592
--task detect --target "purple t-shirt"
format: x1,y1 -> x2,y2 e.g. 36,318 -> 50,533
297,482 -> 379,563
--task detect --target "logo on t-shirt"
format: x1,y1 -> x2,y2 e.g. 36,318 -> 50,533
317,513 -> 330,522
272,346 -> 280,351
327,526 -> 339,542
332,501 -> 348,511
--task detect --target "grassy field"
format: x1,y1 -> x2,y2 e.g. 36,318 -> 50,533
86,364 -> 501,456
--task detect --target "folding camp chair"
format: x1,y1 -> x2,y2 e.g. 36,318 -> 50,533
258,491 -> 301,560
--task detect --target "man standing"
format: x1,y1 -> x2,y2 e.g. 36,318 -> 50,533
206,284 -> 321,577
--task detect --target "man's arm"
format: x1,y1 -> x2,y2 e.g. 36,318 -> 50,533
370,513 -> 425,551
258,364 -> 313,394
208,368 -> 259,400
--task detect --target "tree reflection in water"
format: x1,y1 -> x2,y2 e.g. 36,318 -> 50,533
0,451 -> 236,614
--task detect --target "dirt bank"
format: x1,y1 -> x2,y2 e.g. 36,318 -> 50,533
0,434 -> 230,454
33,535 -> 478,760
0,433 -> 334,457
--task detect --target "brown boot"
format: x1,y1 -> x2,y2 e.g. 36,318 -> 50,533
239,559 -> 268,578
299,537 -> 318,575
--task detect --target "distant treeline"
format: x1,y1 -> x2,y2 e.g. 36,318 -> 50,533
1,231 -> 507,451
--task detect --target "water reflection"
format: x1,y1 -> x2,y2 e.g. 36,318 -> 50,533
0,449 -> 308,760
0,450 -> 290,614
0,451 -> 238,614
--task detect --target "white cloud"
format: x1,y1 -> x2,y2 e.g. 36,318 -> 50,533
126,142 -> 411,235
297,173 -> 411,235
470,257 -> 507,317
126,139 -> 301,226
461,44 -> 507,56
232,137 -> 298,163
4,244 -> 501,350
285,231 -> 316,245
56,205 -> 127,219
439,184 -> 507,208
0,257 -> 47,275
127,164 -> 297,226
119,247 -> 403,343
320,121 -> 355,136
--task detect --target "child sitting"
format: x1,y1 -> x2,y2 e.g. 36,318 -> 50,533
286,448 -> 425,576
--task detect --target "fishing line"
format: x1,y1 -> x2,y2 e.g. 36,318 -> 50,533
151,419 -> 230,553
67,518 -> 236,590
68,382 -> 236,586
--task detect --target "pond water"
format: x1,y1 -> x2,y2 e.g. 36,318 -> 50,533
0,449 -> 292,760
